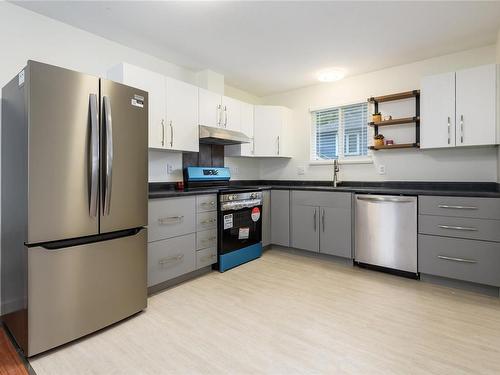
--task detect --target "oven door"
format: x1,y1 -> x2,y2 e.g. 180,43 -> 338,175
218,205 -> 262,255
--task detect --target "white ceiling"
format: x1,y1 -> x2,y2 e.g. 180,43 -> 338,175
12,1 -> 500,96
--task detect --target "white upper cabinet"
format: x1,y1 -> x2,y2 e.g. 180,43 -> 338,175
108,63 -> 165,149
421,72 -> 456,149
253,105 -> 290,157
221,96 -> 242,132
198,89 -> 243,131
225,102 -> 254,157
198,88 -> 222,128
107,63 -> 199,152
165,77 -> 199,152
455,64 -> 497,147
421,64 -> 498,149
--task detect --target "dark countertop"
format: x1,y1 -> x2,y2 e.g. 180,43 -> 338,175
149,181 -> 500,199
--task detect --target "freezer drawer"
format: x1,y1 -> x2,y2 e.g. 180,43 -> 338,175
419,234 -> 500,287
355,195 -> 417,273
27,229 -> 147,356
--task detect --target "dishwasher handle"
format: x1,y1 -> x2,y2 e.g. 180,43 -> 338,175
356,195 -> 415,203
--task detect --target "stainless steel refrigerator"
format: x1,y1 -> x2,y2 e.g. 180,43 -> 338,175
1,61 -> 148,356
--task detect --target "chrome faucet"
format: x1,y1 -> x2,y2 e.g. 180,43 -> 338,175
333,159 -> 340,187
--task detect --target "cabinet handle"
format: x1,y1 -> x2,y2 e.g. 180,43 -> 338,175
202,254 -> 217,262
438,225 -> 477,232
217,104 -> 221,127
438,205 -> 478,210
277,136 -> 280,155
437,255 -> 477,264
161,119 -> 165,147
159,254 -> 184,265
201,201 -> 216,207
224,106 -> 228,128
158,216 -> 184,225
201,236 -> 217,243
322,209 -> 325,232
447,116 -> 451,145
170,121 -> 174,147
460,114 -> 464,143
313,209 -> 317,232
201,218 -> 217,225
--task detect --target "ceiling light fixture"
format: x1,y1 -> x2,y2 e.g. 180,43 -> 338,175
316,68 -> 346,82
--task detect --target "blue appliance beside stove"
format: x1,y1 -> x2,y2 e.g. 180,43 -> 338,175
184,167 -> 263,272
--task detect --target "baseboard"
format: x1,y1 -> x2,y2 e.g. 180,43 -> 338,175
420,274 -> 500,298
148,266 -> 213,296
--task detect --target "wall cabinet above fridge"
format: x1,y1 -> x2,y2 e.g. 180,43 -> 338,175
420,64 -> 499,149
107,63 -> 199,152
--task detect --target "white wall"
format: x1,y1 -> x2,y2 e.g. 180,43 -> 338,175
259,45 -> 499,182
0,2 -> 260,183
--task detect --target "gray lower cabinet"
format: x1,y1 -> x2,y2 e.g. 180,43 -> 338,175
290,191 -> 352,258
419,214 -> 500,242
320,206 -> 352,258
148,197 -> 196,242
291,204 -> 319,252
419,195 -> 500,220
196,247 -> 217,269
271,190 -> 290,246
419,234 -> 500,287
147,233 -> 196,287
262,190 -> 271,246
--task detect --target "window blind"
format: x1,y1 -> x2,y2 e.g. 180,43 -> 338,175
312,102 -> 368,160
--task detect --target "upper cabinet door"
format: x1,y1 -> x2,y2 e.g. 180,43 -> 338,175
254,105 -> 288,156
198,88 -> 222,128
221,96 -> 242,131
108,63 -> 166,149
455,64 -> 497,147
420,72 -> 456,149
165,77 -> 199,152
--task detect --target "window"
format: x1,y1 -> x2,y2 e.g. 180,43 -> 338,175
311,102 -> 368,161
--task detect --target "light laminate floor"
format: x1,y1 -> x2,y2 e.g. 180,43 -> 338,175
29,248 -> 500,375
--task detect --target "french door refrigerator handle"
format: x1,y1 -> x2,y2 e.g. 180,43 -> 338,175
103,96 -> 113,216
89,93 -> 99,218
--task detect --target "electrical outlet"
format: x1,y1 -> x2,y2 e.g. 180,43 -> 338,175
166,163 -> 174,174
297,166 -> 306,175
378,165 -> 386,175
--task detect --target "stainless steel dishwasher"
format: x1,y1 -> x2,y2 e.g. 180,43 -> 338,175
355,194 -> 418,276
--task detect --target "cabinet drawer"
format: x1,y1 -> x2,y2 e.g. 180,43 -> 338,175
196,211 -> 218,231
419,196 -> 500,220
419,215 -> 500,242
148,197 -> 196,242
196,229 -> 217,250
196,194 -> 217,213
147,234 -> 196,287
196,247 -> 217,269
418,234 -> 500,287
291,190 -> 351,209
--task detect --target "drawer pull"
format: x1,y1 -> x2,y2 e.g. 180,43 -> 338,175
158,254 -> 184,265
201,201 -> 216,207
438,204 -> 478,210
437,255 -> 477,264
201,254 -> 217,262
201,236 -> 217,243
201,218 -> 217,225
438,225 -> 477,231
158,216 -> 184,225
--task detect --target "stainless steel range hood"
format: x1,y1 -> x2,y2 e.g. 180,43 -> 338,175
199,125 -> 251,145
